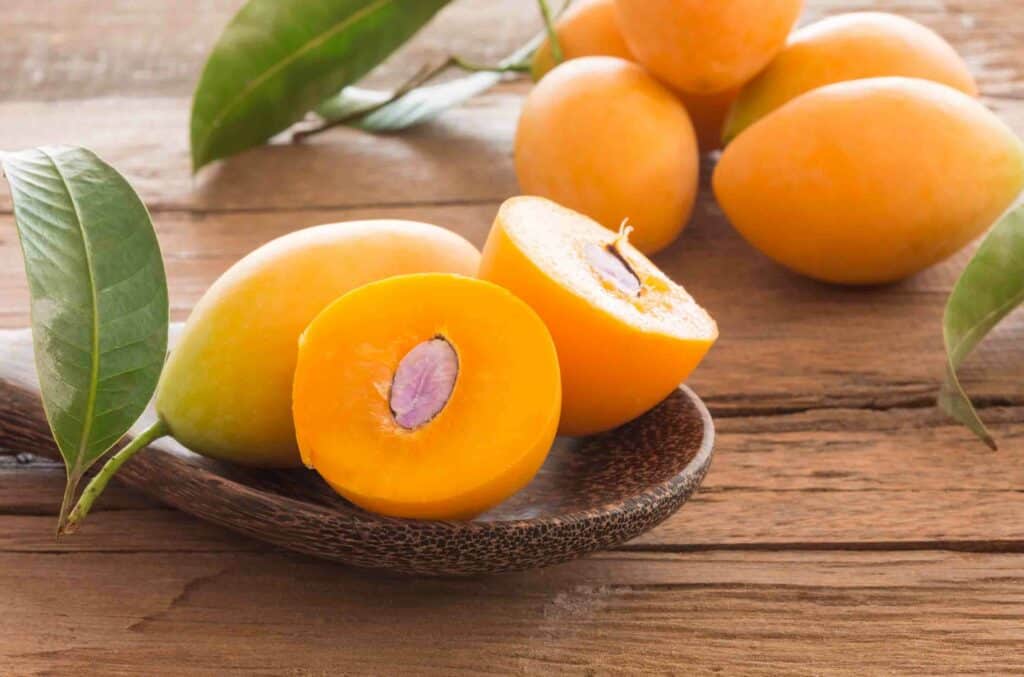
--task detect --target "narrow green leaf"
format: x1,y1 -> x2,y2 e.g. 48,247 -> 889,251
939,204 -> 1024,449
316,36 -> 540,132
190,0 -> 451,171
1,146 -> 169,526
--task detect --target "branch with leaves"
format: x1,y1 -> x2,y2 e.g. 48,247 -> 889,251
1,147 -> 169,534
191,0 -> 565,171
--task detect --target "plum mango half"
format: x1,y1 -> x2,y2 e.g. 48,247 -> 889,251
155,221 -> 480,467
480,196 -> 717,436
714,77 -> 1024,285
292,274 -> 560,520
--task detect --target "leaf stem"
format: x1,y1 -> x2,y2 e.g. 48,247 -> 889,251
59,418 -> 170,535
57,475 -> 79,536
537,0 -> 564,65
294,58 -> 456,142
450,56 -> 531,74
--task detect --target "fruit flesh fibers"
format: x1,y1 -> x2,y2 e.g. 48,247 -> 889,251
515,56 -> 698,255
614,0 -> 804,94
292,274 -> 561,520
724,12 -> 978,143
531,0 -> 632,80
714,77 -> 1024,285
155,221 -> 481,467
480,196 -> 717,436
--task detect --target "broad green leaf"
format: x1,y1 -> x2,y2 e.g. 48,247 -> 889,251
939,204 -> 1024,449
316,36 -> 541,132
1,146 -> 169,525
190,0 -> 451,171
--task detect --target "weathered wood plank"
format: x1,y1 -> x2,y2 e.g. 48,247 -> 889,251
4,197 -> 1022,416
0,0 -> 543,101
0,91 -> 1021,214
1,550 -> 1022,675
0,93 -> 522,212
5,484 -> 1024,554
1,0 -> 1020,100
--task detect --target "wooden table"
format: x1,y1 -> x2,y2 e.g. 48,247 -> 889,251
2,1 -> 1023,674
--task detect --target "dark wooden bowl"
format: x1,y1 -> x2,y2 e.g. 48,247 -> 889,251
0,329 -> 714,576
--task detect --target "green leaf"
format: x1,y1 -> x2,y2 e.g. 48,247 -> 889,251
1,146 -> 169,528
939,204 -> 1024,450
316,35 -> 540,132
190,0 -> 451,171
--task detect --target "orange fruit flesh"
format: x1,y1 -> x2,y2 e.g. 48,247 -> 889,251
292,273 -> 561,520
480,197 -> 717,436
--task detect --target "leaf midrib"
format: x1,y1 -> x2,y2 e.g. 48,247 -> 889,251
193,0 -> 393,161
39,147 -> 102,481
948,286 -> 1024,365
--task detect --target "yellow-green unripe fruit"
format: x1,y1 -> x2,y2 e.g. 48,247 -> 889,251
155,221 -> 481,466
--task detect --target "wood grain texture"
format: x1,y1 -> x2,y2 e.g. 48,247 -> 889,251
2,550 -> 1022,675
0,0 -> 1023,673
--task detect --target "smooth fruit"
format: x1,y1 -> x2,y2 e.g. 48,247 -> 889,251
614,0 -> 804,94
156,221 -> 481,467
480,196 -> 717,436
515,56 -> 698,254
724,12 -> 978,142
531,0 -> 632,80
529,0 -> 733,152
292,274 -> 561,520
713,77 -> 1024,285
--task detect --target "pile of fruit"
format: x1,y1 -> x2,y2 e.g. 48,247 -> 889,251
520,0 -> 1024,284
158,198 -> 716,520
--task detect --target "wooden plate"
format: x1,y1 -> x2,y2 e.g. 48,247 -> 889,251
0,329 -> 714,576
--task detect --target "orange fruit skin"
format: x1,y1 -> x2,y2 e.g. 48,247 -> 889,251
614,0 -> 803,95
479,197 -> 717,437
293,274 -> 561,520
724,12 -> 979,143
713,77 -> 1024,285
531,0 -> 633,80
529,0 -> 734,152
678,88 -> 739,153
156,221 -> 480,467
515,56 -> 698,255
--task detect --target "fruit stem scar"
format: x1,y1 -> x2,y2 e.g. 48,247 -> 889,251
389,336 -> 459,430
584,220 -> 642,296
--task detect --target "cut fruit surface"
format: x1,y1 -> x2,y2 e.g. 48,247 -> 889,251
292,273 -> 561,520
155,220 -> 480,468
480,197 -> 717,436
